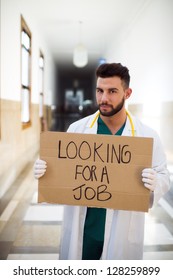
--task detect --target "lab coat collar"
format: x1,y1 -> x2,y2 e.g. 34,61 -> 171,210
84,111 -> 99,134
85,110 -> 136,137
122,114 -> 136,136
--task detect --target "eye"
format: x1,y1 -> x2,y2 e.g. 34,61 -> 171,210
110,89 -> 118,94
110,90 -> 116,94
96,88 -> 103,93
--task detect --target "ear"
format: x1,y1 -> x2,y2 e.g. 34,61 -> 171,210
125,88 -> 132,99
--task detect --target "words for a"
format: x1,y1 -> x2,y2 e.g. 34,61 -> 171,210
75,164 -> 109,184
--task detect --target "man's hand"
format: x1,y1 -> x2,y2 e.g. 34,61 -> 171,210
142,168 -> 157,192
34,159 -> 47,179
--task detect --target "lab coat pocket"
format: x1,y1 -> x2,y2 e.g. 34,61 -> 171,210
128,212 -> 145,244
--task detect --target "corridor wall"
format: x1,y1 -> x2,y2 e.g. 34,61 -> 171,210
0,0 -> 55,198
105,0 -> 173,162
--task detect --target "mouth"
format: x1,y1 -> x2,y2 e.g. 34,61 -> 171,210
99,104 -> 112,110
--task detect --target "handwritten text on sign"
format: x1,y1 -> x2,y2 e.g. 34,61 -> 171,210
38,131 -> 153,212
58,140 -> 131,201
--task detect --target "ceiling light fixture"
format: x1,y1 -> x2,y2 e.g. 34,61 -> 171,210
73,21 -> 88,68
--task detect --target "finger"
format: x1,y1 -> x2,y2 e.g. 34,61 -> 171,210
38,159 -> 47,164
35,162 -> 47,168
35,173 -> 44,179
144,183 -> 155,191
34,167 -> 46,173
35,161 -> 47,167
35,165 -> 47,171
142,177 -> 153,185
142,172 -> 155,180
35,159 -> 47,165
34,169 -> 46,175
142,168 -> 155,175
34,169 -> 46,178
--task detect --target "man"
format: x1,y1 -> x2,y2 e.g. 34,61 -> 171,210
34,63 -> 170,260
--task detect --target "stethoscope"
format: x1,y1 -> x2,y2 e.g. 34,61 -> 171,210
89,110 -> 135,137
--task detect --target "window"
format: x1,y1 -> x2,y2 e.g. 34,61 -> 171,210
21,16 -> 32,128
65,89 -> 84,113
0,96 -> 1,139
39,51 -> 44,118
39,51 -> 45,131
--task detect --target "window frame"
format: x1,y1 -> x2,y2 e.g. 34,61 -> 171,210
39,50 -> 44,117
20,15 -> 32,129
39,50 -> 45,131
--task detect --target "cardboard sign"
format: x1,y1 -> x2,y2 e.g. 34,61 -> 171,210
38,131 -> 153,212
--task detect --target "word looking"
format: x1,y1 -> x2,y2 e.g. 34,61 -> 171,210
58,140 -> 132,164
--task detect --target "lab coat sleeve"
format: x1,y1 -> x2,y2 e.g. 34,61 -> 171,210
152,132 -> 170,205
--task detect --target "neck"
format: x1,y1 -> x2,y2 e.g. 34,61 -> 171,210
100,108 -> 127,134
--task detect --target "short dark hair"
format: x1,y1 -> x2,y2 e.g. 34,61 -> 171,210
96,63 -> 130,89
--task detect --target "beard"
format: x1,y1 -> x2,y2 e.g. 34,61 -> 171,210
98,97 -> 125,117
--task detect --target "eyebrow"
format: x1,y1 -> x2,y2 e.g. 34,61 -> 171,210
96,87 -> 119,91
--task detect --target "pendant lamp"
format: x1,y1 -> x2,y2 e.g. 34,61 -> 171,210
73,21 -> 88,68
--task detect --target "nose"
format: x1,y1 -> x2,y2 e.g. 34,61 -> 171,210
101,91 -> 109,103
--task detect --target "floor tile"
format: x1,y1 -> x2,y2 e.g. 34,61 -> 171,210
24,205 -> 64,222
143,251 -> 173,260
159,198 -> 173,219
0,241 -> 13,260
13,224 -> 61,247
0,200 -> 19,221
7,254 -> 59,260
144,223 -> 173,245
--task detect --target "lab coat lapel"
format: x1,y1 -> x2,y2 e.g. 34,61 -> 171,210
83,112 -> 98,134
122,114 -> 136,136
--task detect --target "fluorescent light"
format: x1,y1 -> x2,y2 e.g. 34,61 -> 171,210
73,43 -> 88,67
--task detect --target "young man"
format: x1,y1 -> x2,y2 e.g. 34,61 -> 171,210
34,63 -> 170,260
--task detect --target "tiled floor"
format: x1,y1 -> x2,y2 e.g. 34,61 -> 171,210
0,158 -> 173,260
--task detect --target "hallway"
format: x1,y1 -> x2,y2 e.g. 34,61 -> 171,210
1,0 -> 173,261
0,157 -> 173,260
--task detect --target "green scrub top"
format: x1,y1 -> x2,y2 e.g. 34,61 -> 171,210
82,116 -> 126,259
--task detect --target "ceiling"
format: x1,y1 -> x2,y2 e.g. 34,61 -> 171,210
21,0 -> 148,66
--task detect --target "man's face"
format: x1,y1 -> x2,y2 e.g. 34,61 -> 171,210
96,76 -> 131,117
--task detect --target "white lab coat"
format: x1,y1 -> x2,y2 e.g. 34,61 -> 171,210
59,111 -> 170,260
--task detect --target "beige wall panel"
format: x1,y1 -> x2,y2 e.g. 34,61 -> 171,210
0,99 -> 40,198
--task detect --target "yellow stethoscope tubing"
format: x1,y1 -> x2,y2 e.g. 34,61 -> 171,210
89,110 -> 135,137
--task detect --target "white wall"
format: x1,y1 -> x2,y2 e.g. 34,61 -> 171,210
1,0 -> 55,105
0,0 -> 56,198
105,0 -> 173,158
105,0 -> 173,105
